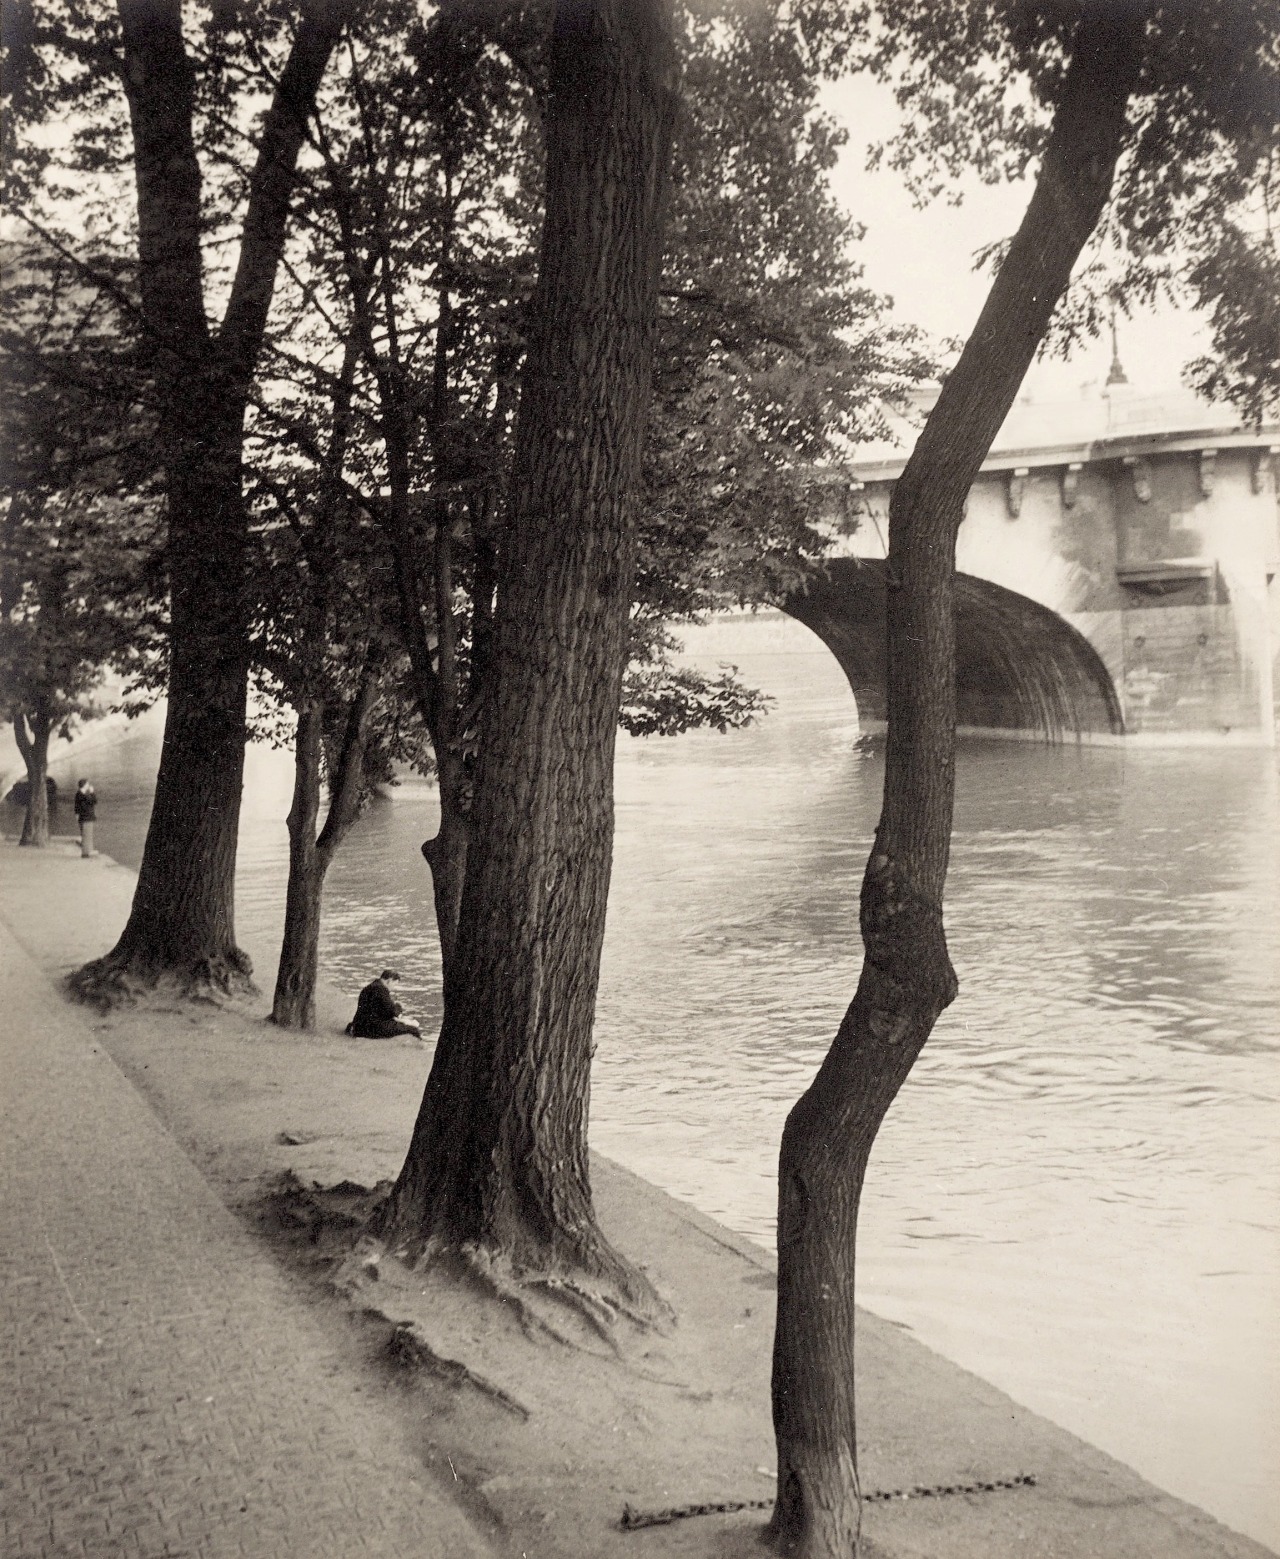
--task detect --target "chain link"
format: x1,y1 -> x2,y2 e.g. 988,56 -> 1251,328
620,1472 -> 1037,1531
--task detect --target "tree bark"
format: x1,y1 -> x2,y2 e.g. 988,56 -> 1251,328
71,1 -> 348,1004
421,361 -> 519,981
420,788 -> 469,986
272,701 -> 326,1029
271,676 -> 377,1028
766,14 -> 1144,1557
13,703 -> 51,848
378,0 -> 678,1307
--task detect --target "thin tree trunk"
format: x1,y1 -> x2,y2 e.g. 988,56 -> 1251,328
766,14 -> 1144,1557
379,0 -> 678,1307
420,778 -> 468,986
13,704 -> 51,848
420,268 -> 467,985
272,675 -> 377,1028
421,364 -> 518,981
272,701 -> 325,1029
71,0 -> 348,1004
424,456 -> 481,983
378,485 -> 470,984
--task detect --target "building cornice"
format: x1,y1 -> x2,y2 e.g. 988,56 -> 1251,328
849,420 -> 1280,488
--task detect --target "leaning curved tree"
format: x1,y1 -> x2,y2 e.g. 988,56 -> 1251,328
764,3 -> 1280,1554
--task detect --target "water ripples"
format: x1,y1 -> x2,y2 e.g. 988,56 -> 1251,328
19,625 -> 1279,1550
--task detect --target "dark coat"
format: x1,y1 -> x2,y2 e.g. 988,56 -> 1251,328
347,978 -> 406,1038
74,787 -> 97,822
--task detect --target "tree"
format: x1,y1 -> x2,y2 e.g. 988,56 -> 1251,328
251,0 -> 927,991
4,1 -> 356,1000
257,657 -> 421,1028
764,4 -> 1278,1554
245,485 -> 413,1030
255,0 -> 925,1320
244,405 -> 432,1029
1,492 -> 158,847
906,0 -> 1280,426
291,0 -> 543,980
372,0 -> 679,1311
0,240 -> 162,849
1183,219 -> 1280,426
99,0 -> 863,1032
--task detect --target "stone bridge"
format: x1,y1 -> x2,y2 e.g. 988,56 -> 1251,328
784,385 -> 1279,744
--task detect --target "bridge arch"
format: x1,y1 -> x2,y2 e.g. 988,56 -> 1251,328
783,558 -> 1124,740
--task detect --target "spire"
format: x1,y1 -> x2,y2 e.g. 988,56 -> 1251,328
1106,305 -> 1128,387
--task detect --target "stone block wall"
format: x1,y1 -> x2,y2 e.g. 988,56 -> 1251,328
1117,604 -> 1259,735
848,414 -> 1278,743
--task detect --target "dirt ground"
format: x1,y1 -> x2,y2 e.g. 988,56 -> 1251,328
3,839 -> 1272,1559
2,842 -> 792,1558
90,995 -> 793,1559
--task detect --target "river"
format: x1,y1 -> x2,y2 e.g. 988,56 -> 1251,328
7,613 -> 1279,1551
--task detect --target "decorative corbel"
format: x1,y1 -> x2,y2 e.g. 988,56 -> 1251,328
1006,467 -> 1029,519
1251,446 -> 1278,495
1198,448 -> 1217,498
1061,461 -> 1082,509
1123,454 -> 1152,503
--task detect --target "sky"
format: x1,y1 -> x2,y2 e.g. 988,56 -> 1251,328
816,75 -> 1208,403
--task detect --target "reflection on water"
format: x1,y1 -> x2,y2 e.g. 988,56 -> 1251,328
7,617 -> 1278,1551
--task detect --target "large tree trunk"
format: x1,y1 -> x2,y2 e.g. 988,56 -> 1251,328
12,703 -> 51,848
272,676 -> 377,1028
766,14 -> 1144,1558
378,0 -> 678,1308
93,403 -> 254,995
70,0 -> 348,1005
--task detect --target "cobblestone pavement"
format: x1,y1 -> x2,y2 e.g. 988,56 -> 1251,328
0,906 -> 494,1559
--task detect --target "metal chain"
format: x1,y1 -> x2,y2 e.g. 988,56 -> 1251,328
619,1472 -> 1037,1531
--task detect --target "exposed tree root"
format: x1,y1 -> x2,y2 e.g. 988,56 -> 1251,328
456,1245 -> 620,1354
256,1171 -> 671,1360
68,947 -> 255,1012
259,1171 -> 388,1251
523,1272 -> 643,1348
66,959 -> 150,1012
384,1320 -> 531,1419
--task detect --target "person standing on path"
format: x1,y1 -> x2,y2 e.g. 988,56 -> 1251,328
73,779 -> 97,858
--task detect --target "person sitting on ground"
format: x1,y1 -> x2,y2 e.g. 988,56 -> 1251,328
344,968 -> 422,1039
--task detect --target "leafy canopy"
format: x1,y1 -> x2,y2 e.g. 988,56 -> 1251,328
857,0 -> 1280,422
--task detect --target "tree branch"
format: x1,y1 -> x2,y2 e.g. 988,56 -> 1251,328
220,0 -> 355,389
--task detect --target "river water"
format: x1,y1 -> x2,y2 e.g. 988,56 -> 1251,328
9,614 -> 1279,1551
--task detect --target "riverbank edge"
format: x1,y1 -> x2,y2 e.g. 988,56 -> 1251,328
1,836 -> 1273,1559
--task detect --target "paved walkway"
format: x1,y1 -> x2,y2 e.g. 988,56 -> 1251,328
0,857 -> 494,1559
3,840 -> 1274,1559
